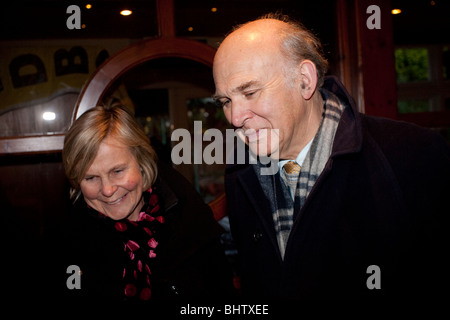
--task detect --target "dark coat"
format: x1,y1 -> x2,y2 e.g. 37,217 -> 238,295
225,76 -> 450,299
42,162 -> 234,301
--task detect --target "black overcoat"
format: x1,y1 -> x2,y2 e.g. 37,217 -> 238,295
225,76 -> 450,299
42,162 -> 234,301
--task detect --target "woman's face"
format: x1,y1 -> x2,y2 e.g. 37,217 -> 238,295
80,136 -> 144,221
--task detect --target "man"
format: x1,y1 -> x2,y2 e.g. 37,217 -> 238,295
213,14 -> 449,299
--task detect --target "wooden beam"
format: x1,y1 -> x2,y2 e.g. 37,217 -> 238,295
156,0 -> 176,38
0,135 -> 64,155
356,0 -> 398,119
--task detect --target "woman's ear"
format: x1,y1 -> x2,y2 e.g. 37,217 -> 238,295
298,60 -> 318,100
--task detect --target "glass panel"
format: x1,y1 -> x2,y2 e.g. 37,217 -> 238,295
395,48 -> 430,83
187,97 -> 227,203
398,99 -> 431,114
0,91 -> 78,137
443,46 -> 449,80
0,43 -> 114,137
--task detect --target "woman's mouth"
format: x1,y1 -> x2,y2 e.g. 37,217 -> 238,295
105,194 -> 127,205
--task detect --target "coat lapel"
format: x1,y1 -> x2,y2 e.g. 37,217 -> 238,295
236,165 -> 282,260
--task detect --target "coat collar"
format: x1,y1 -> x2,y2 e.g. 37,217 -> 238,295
323,76 -> 363,158
154,172 -> 178,213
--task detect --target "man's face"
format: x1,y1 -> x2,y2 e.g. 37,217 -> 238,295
213,27 -> 306,160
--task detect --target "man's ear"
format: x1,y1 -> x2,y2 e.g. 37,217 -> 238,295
298,60 -> 318,100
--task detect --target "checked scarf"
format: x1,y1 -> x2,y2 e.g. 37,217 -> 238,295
254,88 -> 346,259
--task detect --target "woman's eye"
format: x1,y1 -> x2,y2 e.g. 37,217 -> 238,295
85,176 -> 95,181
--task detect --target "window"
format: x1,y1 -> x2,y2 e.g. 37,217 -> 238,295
395,45 -> 450,140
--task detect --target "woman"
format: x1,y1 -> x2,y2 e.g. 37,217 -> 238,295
47,104 -> 233,301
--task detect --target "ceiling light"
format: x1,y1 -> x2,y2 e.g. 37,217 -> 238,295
86,4 -> 92,9
120,9 -> 132,16
188,26 -> 194,32
391,9 -> 402,14
211,7 -> 218,12
43,112 -> 56,121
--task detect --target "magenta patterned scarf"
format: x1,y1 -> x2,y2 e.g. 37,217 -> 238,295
93,188 -> 164,300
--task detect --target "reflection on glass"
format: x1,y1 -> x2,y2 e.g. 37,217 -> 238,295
188,97 -> 228,203
0,91 -> 78,137
395,48 -> 429,83
398,99 -> 431,114
443,46 -> 449,80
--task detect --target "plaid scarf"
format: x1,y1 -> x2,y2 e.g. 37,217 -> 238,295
253,88 -> 345,258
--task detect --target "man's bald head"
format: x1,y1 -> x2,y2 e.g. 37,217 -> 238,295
217,13 -> 328,87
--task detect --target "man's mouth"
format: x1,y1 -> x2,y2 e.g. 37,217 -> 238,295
244,128 -> 269,143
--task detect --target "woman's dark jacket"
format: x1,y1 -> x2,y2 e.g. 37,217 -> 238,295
225,76 -> 450,299
42,162 -> 234,301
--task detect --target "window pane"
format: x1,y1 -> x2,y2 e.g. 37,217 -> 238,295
443,46 -> 449,80
395,48 -> 429,83
398,99 -> 431,114
187,97 -> 227,203
0,91 -> 77,137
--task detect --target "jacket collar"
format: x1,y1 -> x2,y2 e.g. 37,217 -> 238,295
322,76 -> 363,158
154,173 -> 178,213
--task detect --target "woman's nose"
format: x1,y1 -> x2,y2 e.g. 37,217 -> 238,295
101,180 -> 118,197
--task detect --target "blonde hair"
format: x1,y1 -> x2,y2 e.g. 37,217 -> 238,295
62,104 -> 158,201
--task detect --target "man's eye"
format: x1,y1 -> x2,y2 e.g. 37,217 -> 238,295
217,99 -> 230,107
245,91 -> 258,98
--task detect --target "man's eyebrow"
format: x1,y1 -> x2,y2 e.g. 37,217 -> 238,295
233,80 -> 260,94
213,80 -> 261,100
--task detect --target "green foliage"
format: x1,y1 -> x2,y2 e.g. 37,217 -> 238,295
395,48 -> 429,83
398,99 -> 430,114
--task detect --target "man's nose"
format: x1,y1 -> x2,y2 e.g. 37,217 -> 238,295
230,101 -> 251,128
101,179 -> 118,197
